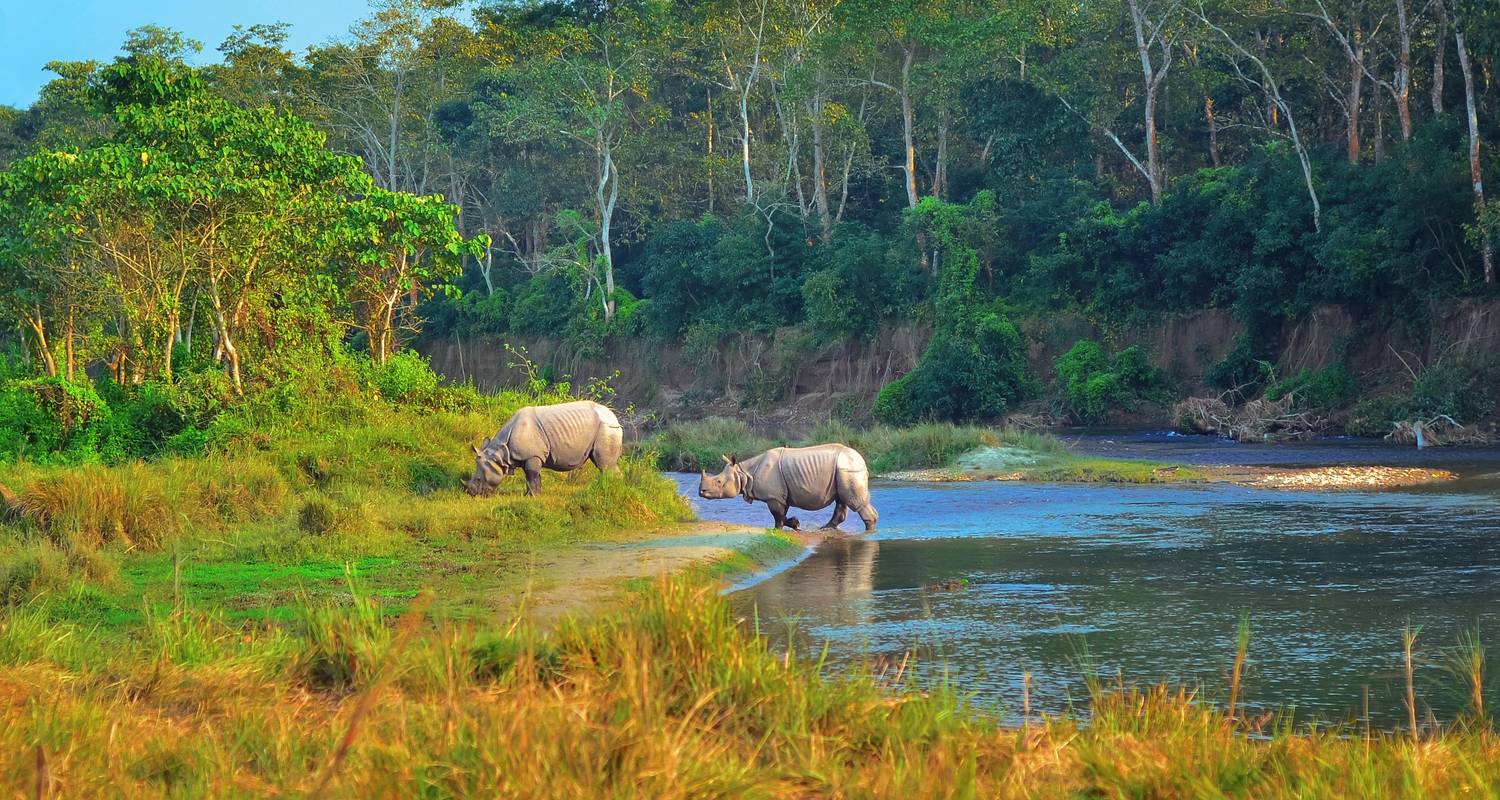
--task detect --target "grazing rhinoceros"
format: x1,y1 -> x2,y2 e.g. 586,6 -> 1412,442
698,444 -> 878,531
465,400 -> 623,497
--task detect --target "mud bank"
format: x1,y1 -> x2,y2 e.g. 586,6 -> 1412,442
518,521 -> 807,625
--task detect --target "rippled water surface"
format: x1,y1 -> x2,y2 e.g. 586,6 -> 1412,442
672,433 -> 1500,725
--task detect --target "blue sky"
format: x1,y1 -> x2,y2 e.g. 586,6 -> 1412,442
0,1 -> 371,108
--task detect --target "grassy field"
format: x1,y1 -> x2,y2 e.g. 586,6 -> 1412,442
0,389 -> 693,630
647,418 -> 1204,483
0,575 -> 1494,797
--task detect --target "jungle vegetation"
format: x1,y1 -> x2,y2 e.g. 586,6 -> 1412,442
2,1 -> 1500,437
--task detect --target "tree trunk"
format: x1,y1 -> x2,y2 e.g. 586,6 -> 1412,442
1348,32 -> 1366,163
597,138 -> 619,317
930,103 -> 950,200
1455,22 -> 1493,283
899,46 -> 919,209
208,285 -> 243,395
706,87 -> 715,215
25,311 -> 56,377
1392,0 -> 1413,140
1205,97 -> 1222,167
1129,0 -> 1169,203
1256,30 -> 1279,128
809,88 -> 832,242
389,72 -> 402,191
63,306 -> 75,382
1431,0 -> 1448,113
1374,94 -> 1386,163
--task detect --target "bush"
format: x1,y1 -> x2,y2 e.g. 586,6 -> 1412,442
1055,341 -> 1170,423
0,542 -> 121,605
368,350 -> 442,406
0,377 -> 111,463
1265,364 -> 1357,412
1346,393 -> 1410,438
1409,358 -> 1498,423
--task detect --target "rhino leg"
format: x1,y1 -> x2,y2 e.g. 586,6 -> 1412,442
766,500 -> 800,531
522,456 -> 544,497
820,502 -> 848,530
852,501 -> 878,531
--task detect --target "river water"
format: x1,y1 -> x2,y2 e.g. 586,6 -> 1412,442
671,432 -> 1500,726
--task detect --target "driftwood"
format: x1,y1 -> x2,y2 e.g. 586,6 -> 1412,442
1385,415 -> 1491,447
1174,394 -> 1329,442
1004,411 -> 1061,431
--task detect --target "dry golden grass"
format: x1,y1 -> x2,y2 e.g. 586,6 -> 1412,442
0,578 -> 1496,798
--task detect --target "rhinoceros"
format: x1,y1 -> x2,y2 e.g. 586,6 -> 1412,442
465,400 -> 623,497
698,444 -> 878,531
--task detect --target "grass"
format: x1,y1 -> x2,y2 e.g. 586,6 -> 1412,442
0,388 -> 694,628
0,575 -> 1497,797
648,419 -> 1205,484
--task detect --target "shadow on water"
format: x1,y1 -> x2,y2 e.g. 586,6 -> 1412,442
669,437 -> 1500,727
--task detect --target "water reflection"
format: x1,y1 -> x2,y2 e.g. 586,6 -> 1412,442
747,537 -> 879,630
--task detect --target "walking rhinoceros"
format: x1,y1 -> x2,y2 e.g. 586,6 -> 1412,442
698,444 -> 878,531
465,400 -> 623,497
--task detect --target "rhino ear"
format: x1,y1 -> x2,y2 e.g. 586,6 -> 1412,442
721,453 -> 732,466
472,445 -> 482,457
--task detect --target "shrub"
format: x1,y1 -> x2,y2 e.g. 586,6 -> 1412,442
1206,332 -> 1278,391
407,459 -> 457,496
1346,393 -> 1410,438
293,576 -> 391,691
876,194 -> 1033,425
369,350 -> 442,406
1265,364 -> 1357,412
0,542 -> 122,605
1054,341 -> 1170,424
0,377 -> 112,463
1409,358 -> 1498,423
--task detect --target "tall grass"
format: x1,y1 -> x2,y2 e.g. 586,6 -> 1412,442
644,417 -> 779,471
0,576 -> 1496,797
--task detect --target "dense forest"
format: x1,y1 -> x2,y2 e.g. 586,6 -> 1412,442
2,0 -> 1500,458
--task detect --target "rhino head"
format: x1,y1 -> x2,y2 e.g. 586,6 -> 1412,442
698,454 -> 751,500
465,442 -> 515,497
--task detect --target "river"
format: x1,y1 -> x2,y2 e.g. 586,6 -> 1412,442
670,431 -> 1500,727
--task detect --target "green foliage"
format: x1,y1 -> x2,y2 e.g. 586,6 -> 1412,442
877,194 -> 1033,424
1409,359 -> 1498,424
366,350 -> 442,406
1344,358 -> 1499,437
1055,341 -> 1170,424
1265,364 -> 1357,412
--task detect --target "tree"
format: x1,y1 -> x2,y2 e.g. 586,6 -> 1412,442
486,0 -> 669,319
1451,3 -> 1492,283
334,189 -> 479,363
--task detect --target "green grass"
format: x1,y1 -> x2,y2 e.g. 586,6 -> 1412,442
0,389 -> 694,628
643,416 -> 782,472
